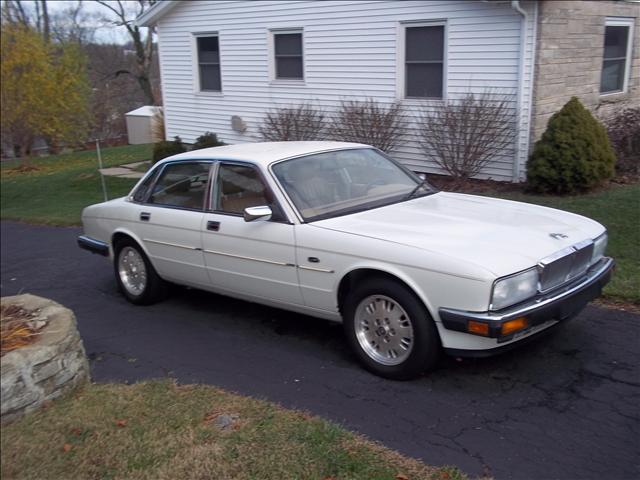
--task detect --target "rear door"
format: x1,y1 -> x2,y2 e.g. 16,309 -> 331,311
135,161 -> 211,288
201,162 -> 303,305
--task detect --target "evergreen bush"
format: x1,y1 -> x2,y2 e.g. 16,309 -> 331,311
527,97 -> 615,194
192,132 -> 225,150
152,136 -> 186,164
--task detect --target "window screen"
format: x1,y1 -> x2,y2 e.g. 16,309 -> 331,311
405,25 -> 444,98
197,36 -> 221,91
600,25 -> 630,94
274,32 -> 303,79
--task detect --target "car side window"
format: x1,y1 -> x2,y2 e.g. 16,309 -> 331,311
148,162 -> 211,210
214,164 -> 272,215
132,167 -> 160,203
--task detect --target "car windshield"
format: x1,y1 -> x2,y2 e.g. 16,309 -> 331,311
272,148 -> 434,222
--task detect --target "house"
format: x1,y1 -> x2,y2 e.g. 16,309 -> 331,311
138,0 -> 639,182
531,1 -> 638,144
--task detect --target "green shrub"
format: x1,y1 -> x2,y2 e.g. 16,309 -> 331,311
192,131 -> 225,150
152,136 -> 186,164
527,97 -> 615,194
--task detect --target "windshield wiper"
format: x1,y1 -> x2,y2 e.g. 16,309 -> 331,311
404,178 -> 432,200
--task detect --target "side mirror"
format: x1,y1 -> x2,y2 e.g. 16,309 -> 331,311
243,205 -> 272,222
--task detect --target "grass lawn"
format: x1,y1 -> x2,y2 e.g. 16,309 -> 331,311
1,144 -> 638,303
1,145 -> 149,226
0,380 -> 463,480
492,186 -> 640,304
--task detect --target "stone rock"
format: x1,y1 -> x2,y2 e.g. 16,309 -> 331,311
0,378 -> 39,414
1,294 -> 90,425
213,414 -> 239,431
32,359 -> 62,383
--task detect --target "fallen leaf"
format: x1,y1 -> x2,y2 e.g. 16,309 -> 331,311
115,419 -> 127,427
396,474 -> 409,480
203,411 -> 221,424
297,411 -> 313,421
71,427 -> 82,436
62,443 -> 72,453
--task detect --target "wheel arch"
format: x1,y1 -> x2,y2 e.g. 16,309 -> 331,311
111,229 -> 152,260
336,266 -> 437,322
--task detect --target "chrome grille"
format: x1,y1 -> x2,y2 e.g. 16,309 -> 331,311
539,240 -> 594,292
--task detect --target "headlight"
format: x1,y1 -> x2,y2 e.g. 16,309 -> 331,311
490,268 -> 539,311
591,233 -> 607,264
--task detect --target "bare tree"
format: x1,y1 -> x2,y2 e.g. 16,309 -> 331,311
41,0 -> 49,42
1,0 -> 31,27
96,0 -> 157,105
259,104 -> 326,141
416,91 -> 518,180
50,1 -> 97,45
329,99 -> 406,153
85,42 -> 145,141
2,0 -> 47,40
1,1 -> 94,44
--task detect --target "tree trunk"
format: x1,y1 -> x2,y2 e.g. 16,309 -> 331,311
41,0 -> 50,43
19,143 -> 32,168
136,73 -> 155,105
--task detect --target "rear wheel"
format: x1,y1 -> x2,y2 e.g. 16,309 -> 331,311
114,238 -> 167,305
343,278 -> 440,380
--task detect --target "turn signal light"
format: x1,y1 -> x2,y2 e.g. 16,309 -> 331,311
501,317 -> 528,336
468,320 -> 489,336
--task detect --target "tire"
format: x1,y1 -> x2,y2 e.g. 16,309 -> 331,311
113,238 -> 167,305
343,278 -> 440,380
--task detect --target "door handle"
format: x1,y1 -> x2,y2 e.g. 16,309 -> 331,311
207,221 -> 220,231
140,212 -> 151,221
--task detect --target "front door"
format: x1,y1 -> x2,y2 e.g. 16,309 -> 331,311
201,162 -> 303,305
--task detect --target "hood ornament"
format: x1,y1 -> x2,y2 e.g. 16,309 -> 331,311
549,233 -> 569,240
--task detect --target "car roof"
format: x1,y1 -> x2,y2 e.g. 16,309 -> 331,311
160,141 -> 372,167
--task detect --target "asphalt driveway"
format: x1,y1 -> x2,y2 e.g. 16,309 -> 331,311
1,221 -> 639,479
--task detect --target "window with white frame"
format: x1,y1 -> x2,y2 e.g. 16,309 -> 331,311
403,23 -> 445,98
272,30 -> 303,79
196,35 -> 221,91
600,18 -> 633,95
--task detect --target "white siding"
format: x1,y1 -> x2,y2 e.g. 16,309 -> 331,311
157,0 -> 537,181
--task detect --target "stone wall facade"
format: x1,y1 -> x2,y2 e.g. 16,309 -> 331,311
1,295 -> 90,425
531,0 -> 639,147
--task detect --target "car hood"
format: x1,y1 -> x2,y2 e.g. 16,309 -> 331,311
312,192 -> 605,277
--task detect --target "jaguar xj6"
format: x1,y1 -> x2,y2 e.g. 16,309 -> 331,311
79,142 -> 613,379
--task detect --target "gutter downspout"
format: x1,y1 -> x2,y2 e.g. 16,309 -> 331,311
510,0 -> 537,183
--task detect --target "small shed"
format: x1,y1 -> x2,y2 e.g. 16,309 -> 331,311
125,106 -> 162,145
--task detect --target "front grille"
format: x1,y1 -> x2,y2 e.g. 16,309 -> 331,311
539,240 -> 594,292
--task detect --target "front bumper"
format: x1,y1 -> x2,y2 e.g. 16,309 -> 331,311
77,235 -> 110,256
439,257 -> 614,345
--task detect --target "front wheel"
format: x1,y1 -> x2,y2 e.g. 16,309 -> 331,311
114,238 -> 167,305
343,279 -> 440,380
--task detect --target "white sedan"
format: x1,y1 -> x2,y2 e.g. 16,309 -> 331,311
79,142 -> 614,379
